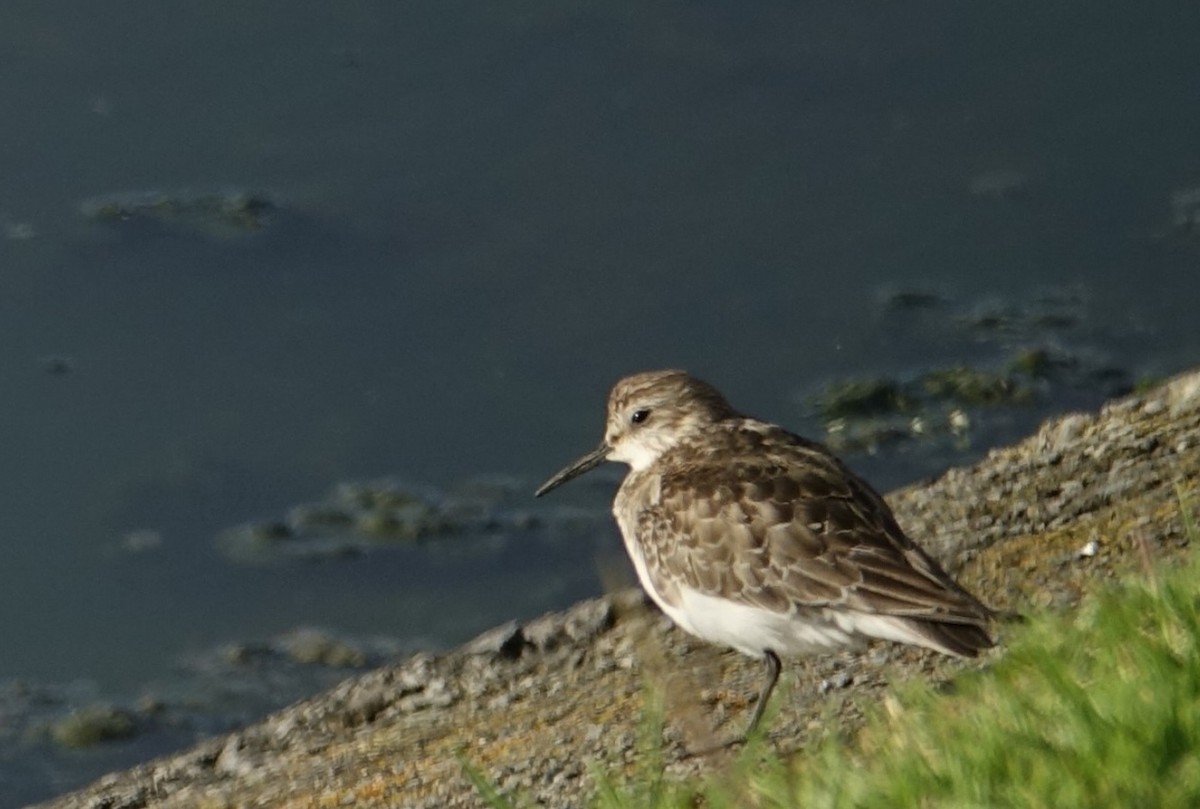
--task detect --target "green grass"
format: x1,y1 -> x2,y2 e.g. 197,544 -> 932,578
783,559 -> 1200,807
470,491 -> 1200,808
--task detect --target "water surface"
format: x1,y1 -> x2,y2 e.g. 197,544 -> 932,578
2,2 -> 1199,804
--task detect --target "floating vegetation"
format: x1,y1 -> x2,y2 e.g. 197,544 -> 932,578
1007,347 -> 1057,378
48,705 -> 137,749
953,289 -> 1085,336
811,363 -> 1037,424
879,286 -> 1087,339
918,365 -> 1031,406
811,379 -> 915,420
810,284 -> 1140,458
956,302 -> 1080,335
216,476 -> 572,564
80,188 -> 275,237
807,346 -> 1131,457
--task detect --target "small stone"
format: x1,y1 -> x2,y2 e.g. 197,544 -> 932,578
818,671 -> 854,693
463,620 -> 527,659
215,734 -> 255,777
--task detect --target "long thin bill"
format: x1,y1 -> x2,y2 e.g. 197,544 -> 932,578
534,442 -> 611,497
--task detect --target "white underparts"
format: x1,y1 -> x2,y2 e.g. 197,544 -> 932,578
654,585 -> 947,659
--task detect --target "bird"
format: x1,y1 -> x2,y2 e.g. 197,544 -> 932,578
535,369 -> 993,743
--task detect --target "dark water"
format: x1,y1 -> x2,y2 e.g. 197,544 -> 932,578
2,1 -> 1199,803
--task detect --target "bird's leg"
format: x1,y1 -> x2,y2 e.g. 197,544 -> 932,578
683,649 -> 782,758
741,649 -> 781,741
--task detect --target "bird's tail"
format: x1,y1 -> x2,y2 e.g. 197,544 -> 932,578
902,618 -> 994,658
846,613 -> 995,658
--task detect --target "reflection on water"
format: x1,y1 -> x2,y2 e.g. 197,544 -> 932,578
2,1 -> 1199,803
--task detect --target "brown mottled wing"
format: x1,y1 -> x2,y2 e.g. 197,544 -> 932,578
639,428 -> 993,631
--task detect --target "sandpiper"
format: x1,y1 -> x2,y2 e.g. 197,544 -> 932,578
536,369 -> 993,742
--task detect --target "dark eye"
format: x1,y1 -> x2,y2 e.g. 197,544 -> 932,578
631,408 -> 650,424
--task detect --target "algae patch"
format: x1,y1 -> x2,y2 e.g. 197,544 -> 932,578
80,189 -> 275,238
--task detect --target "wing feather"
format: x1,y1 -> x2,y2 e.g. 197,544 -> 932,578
636,425 -> 992,635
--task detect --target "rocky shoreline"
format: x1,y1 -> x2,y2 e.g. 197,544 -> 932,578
37,370 -> 1200,809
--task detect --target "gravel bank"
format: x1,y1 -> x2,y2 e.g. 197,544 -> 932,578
37,370 -> 1200,809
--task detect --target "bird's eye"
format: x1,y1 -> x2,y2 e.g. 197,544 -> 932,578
631,408 -> 650,424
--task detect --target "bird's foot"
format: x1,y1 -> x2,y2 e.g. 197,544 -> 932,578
680,734 -> 747,759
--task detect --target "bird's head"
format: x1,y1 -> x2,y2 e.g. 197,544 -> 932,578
535,369 -> 735,496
